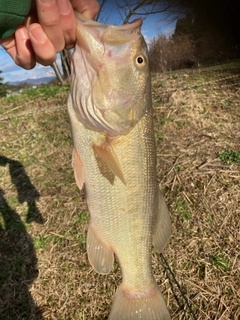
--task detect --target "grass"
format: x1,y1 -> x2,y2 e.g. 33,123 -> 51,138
0,61 -> 240,319
210,253 -> 231,272
175,196 -> 191,221
218,150 -> 240,165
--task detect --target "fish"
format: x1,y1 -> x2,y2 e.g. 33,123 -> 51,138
68,12 -> 172,320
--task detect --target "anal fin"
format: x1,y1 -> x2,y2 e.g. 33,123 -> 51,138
87,223 -> 114,274
153,190 -> 171,252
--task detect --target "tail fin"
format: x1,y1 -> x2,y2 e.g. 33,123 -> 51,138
108,281 -> 171,320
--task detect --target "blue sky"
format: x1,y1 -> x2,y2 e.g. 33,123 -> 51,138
0,3 -> 175,83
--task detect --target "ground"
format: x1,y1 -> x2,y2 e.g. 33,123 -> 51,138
0,61 -> 239,319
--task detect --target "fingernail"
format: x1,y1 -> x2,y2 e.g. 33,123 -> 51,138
39,0 -> 55,4
29,25 -> 46,44
17,26 -> 28,40
58,0 -> 71,14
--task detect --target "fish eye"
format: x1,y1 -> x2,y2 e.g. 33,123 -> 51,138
135,55 -> 147,68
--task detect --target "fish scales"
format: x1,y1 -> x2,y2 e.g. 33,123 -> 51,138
68,12 -> 172,320
69,102 -> 156,286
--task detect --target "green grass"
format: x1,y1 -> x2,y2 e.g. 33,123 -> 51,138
153,82 -> 164,88
210,253 -> 230,271
33,236 -> 51,250
7,194 -> 19,207
175,196 -> 191,220
218,150 -> 240,164
77,211 -> 89,224
16,84 -> 70,100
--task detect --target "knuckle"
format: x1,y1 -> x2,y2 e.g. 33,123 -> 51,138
37,55 -> 56,66
16,58 -> 36,70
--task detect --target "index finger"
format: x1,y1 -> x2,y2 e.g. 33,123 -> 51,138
70,0 -> 100,19
36,0 -> 64,52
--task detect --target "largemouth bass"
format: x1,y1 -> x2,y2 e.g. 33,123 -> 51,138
68,12 -> 171,320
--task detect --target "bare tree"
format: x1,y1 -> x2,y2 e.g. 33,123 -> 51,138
51,0 -> 185,83
115,0 -> 173,24
51,61 -> 64,85
61,49 -> 71,81
95,0 -> 108,22
149,33 -> 195,72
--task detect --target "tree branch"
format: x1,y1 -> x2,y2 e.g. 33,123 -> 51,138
115,0 -> 172,24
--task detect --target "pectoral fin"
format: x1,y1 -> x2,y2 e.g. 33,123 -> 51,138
153,191 -> 171,252
72,148 -> 85,190
93,141 -> 126,185
87,223 -> 114,274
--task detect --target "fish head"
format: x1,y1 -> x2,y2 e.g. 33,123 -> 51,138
71,13 -> 151,136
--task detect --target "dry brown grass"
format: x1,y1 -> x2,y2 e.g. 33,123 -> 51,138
0,62 -> 239,319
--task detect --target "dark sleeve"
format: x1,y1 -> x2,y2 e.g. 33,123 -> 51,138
0,0 -> 32,39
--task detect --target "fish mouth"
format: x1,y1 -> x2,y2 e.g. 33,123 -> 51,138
74,11 -> 142,36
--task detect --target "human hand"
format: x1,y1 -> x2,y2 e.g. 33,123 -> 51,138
0,0 -> 100,69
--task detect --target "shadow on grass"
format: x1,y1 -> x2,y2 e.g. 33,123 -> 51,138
0,156 -> 43,320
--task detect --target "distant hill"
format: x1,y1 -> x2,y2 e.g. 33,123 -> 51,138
8,76 -> 56,86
